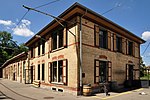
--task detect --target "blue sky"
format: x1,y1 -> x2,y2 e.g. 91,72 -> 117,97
0,0 -> 150,65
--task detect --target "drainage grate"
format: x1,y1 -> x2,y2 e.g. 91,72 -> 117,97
43,97 -> 54,99
51,87 -> 56,91
58,88 -> 63,92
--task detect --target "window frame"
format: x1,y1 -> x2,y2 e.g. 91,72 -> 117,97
38,42 -> 41,56
52,28 -> 64,51
17,63 -> 19,76
38,64 -> 40,80
99,29 -> 108,49
23,62 -> 25,78
52,61 -> 57,82
42,39 -> 45,55
50,59 -> 67,85
116,35 -> 122,53
30,47 -> 34,58
94,60 -> 112,84
128,41 -> 133,56
51,60 -> 63,83
42,63 -> 45,81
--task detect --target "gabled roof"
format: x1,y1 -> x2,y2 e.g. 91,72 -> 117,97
25,2 -> 145,46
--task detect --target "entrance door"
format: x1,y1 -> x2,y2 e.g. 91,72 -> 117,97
126,64 -> 134,87
13,73 -> 15,80
128,65 -> 133,81
31,66 -> 33,83
95,60 -> 112,83
99,61 -> 107,83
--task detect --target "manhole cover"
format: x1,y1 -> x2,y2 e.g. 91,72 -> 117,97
43,97 -> 54,99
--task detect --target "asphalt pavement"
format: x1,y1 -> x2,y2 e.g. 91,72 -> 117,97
0,78 -> 150,100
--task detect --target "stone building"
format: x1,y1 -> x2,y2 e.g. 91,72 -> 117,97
1,3 -> 145,95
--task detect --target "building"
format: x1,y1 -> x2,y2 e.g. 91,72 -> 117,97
1,3 -> 145,95
1,52 -> 27,83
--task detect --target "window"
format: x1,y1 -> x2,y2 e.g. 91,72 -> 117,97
42,40 -> 45,54
38,42 -> 41,56
42,64 -> 45,81
23,62 -> 25,78
52,29 -> 64,50
38,64 -> 40,80
52,61 -> 57,82
58,29 -> 63,48
128,41 -> 133,55
116,36 -> 122,52
58,61 -> 63,82
99,30 -> 108,49
51,60 -> 66,83
30,47 -> 34,58
18,63 -> 19,76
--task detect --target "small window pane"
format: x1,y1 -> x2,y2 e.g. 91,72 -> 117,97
52,61 -> 57,82
58,29 -> 63,48
42,64 -> 45,80
58,60 -> 63,82
128,41 -> 133,55
99,30 -> 108,49
52,32 -> 57,50
38,64 -> 40,80
42,40 -> 45,54
116,36 -> 122,52
38,43 -> 40,55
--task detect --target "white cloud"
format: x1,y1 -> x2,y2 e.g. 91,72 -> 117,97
0,20 -> 14,26
12,19 -> 34,37
142,31 -> 150,41
21,19 -> 31,26
0,19 -> 34,37
12,27 -> 34,37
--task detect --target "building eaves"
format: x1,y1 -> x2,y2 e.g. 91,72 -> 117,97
25,2 -> 145,46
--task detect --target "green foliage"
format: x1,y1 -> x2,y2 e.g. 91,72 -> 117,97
140,57 -> 146,77
140,74 -> 150,80
0,31 -> 28,67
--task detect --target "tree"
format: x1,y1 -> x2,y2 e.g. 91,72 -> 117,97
140,56 -> 146,77
0,31 -> 28,67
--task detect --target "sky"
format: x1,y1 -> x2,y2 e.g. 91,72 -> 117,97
0,0 -> 150,65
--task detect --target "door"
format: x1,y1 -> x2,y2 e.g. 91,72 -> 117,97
13,73 -> 15,80
31,66 -> 33,83
126,64 -> 134,87
99,61 -> 107,83
95,60 -> 110,83
128,65 -> 133,81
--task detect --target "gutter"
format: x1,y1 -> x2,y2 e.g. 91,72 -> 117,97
79,9 -> 87,95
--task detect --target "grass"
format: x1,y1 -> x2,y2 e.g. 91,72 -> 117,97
140,74 -> 150,80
